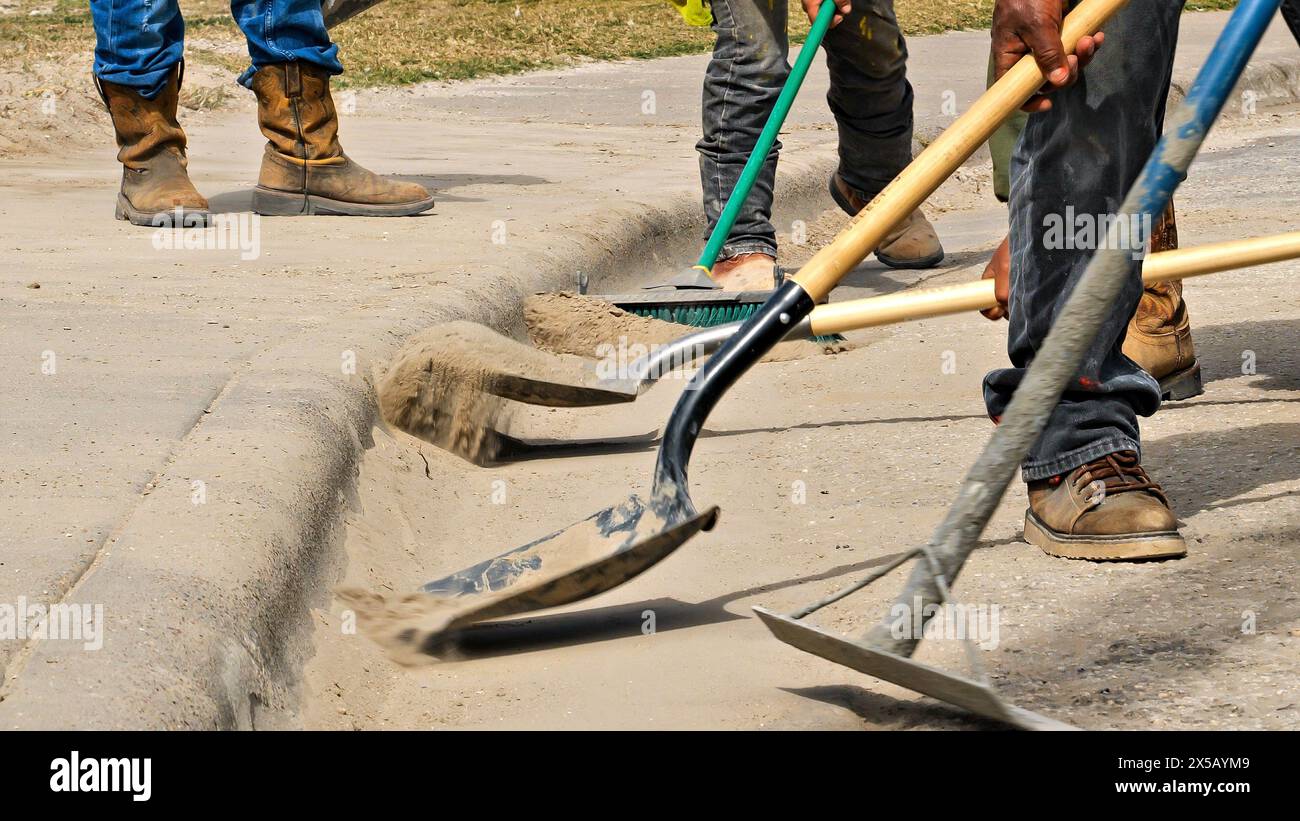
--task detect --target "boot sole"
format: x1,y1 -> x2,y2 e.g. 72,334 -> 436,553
1023,509 -> 1187,561
252,187 -> 435,217
875,248 -> 946,270
1158,359 -> 1204,402
115,194 -> 210,228
826,176 -> 944,270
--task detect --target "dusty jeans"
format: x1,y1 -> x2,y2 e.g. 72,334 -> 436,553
983,0 -> 1184,481
696,0 -> 914,259
91,0 -> 342,98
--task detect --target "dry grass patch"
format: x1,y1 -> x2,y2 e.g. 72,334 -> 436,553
1,0 -> 1241,91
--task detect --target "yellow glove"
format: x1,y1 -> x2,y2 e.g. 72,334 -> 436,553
669,0 -> 712,27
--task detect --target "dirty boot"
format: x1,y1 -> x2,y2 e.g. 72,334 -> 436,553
249,62 -> 434,217
98,65 -> 209,227
1124,202 -> 1203,400
712,252 -> 778,291
829,173 -> 944,269
1024,451 -> 1186,561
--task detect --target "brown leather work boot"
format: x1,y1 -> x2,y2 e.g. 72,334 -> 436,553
97,65 -> 209,227
711,252 -> 778,292
1123,202 -> 1203,400
1025,451 -> 1186,561
249,63 -> 434,217
829,173 -> 944,269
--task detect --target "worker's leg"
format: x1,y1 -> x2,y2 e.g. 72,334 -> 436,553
985,53 -> 1029,205
823,0 -> 943,268
90,0 -> 185,97
982,50 -> 1198,400
696,0 -> 789,288
91,0 -> 208,225
229,0 -> 431,216
230,0 -> 344,87
983,0 -> 1188,560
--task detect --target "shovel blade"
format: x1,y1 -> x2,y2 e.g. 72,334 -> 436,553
753,607 -> 1077,731
486,368 -> 639,407
373,495 -> 719,654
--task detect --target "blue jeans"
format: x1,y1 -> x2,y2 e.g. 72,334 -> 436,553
90,0 -> 343,98
697,0 -> 915,259
983,0 -> 1182,481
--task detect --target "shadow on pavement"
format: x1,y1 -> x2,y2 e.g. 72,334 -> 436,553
202,173 -> 552,212
1190,317 -> 1300,392
1144,421 -> 1300,517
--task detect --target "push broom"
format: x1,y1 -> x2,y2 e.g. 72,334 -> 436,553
354,0 -> 1130,657
591,230 -> 1300,402
588,1 -> 849,333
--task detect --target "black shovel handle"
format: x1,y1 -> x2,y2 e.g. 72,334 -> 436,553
653,280 -> 816,506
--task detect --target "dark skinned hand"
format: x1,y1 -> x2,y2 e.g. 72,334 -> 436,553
800,0 -> 851,28
992,0 -> 1105,112
981,235 -> 1011,321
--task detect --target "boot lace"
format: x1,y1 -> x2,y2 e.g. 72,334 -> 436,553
1072,450 -> 1168,505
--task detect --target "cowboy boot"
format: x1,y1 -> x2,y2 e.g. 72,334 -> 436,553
249,62 -> 434,217
1123,202 -> 1203,400
829,172 -> 944,269
97,64 -> 209,227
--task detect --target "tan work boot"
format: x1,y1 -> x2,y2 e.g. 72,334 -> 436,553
249,63 -> 434,217
97,65 -> 209,227
1024,451 -> 1186,561
829,173 -> 944,269
1124,202 -> 1203,400
711,252 -> 778,292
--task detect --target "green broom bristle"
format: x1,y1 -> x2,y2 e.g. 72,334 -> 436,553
625,303 -> 845,344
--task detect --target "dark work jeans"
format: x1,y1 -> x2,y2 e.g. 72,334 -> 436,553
696,0 -> 915,259
983,0 -> 1183,481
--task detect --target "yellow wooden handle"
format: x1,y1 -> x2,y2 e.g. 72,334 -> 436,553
808,231 -> 1300,336
792,0 -> 1126,301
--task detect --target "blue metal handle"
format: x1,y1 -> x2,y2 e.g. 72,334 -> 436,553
1134,0 -> 1282,221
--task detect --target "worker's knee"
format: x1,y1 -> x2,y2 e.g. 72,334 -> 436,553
824,0 -> 907,85
707,0 -> 791,89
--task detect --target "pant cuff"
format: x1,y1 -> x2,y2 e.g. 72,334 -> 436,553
719,241 -> 776,261
1021,436 -> 1141,482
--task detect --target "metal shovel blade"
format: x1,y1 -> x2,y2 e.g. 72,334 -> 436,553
753,607 -> 1077,731
485,365 -> 639,407
400,321 -> 641,409
400,495 -> 718,650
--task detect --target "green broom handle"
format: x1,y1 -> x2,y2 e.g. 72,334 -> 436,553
697,0 -> 837,272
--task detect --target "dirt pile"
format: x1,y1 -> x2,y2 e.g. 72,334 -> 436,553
375,321 -> 520,464
523,291 -> 852,361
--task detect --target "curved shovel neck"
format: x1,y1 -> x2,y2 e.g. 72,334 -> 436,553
653,279 -> 816,501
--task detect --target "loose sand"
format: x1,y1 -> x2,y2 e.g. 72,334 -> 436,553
375,321 -> 523,464
378,297 -> 852,465
523,291 -> 853,362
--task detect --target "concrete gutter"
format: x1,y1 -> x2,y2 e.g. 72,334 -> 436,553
0,142 -> 837,728
1,47 -> 1296,729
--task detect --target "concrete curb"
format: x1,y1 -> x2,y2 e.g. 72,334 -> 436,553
2,47 -> 1296,728
0,141 -> 839,729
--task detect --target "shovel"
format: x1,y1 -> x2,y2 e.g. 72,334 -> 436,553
755,0 -> 1285,730
414,230 -> 1300,418
371,0 -> 1129,654
604,230 -> 1300,396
